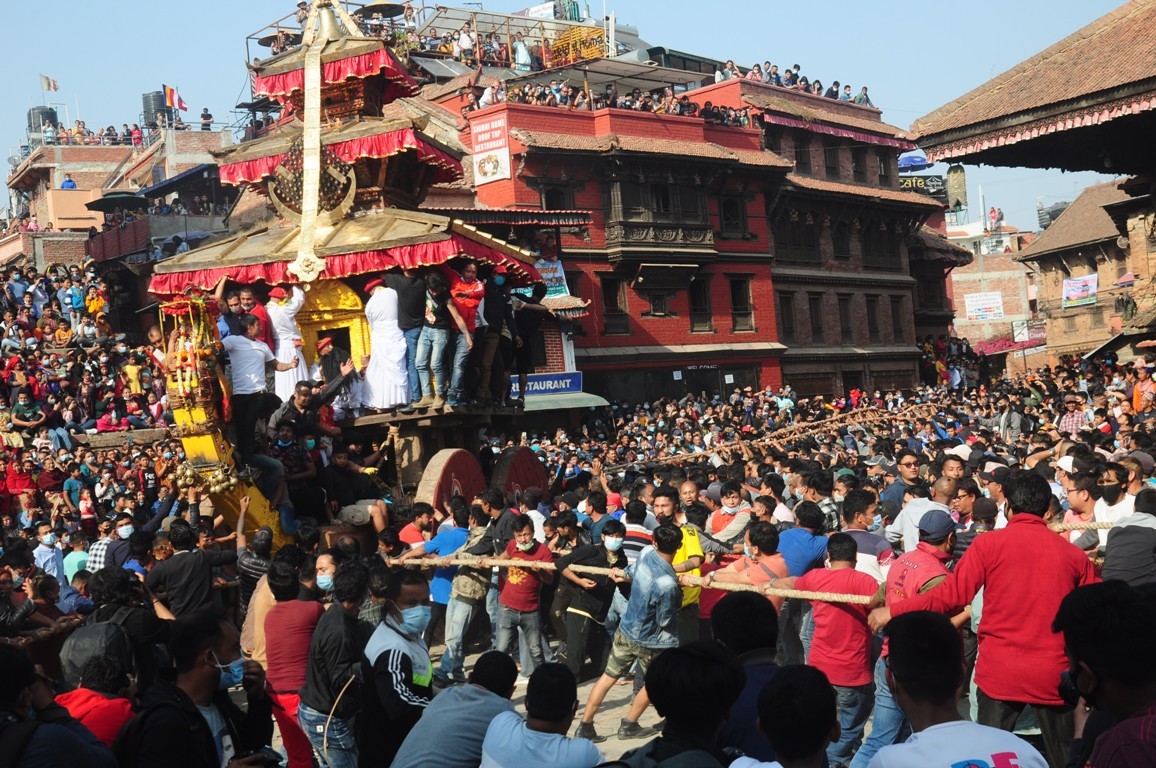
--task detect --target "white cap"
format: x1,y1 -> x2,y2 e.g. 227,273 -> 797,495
1056,455 -> 1076,474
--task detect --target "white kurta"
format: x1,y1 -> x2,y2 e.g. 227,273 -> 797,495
267,286 -> 308,402
362,286 -> 410,409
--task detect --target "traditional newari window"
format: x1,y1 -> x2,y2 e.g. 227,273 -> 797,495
730,276 -> 754,332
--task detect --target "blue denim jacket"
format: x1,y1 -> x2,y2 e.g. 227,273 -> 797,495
620,547 -> 681,649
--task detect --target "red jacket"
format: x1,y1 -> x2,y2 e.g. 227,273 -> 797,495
56,687 -> 134,746
891,514 -> 1098,706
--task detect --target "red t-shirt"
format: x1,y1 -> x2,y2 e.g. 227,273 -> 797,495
500,540 -> 554,611
399,523 -> 427,548
264,599 -> 326,693
795,567 -> 879,687
444,270 -> 485,332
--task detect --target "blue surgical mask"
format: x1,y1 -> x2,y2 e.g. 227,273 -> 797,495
12,573 -> 24,588
743,544 -> 753,558
276,439 -> 293,448
316,573 -> 334,592
40,533 -> 56,546
163,452 -> 173,459
305,438 -> 317,451
116,524 -> 134,538
397,605 -> 431,636
604,536 -> 624,552
212,652 -> 246,690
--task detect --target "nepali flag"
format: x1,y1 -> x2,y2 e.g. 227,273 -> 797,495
163,84 -> 188,112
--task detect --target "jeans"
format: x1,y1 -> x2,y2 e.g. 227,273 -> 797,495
497,605 -> 546,673
778,598 -> 809,665
298,702 -> 358,768
800,603 -> 815,660
249,453 -> 285,503
439,597 -> 477,682
849,656 -> 908,768
486,573 -> 500,648
605,589 -> 629,636
415,326 -> 448,398
47,427 -> 73,451
447,331 -> 471,400
402,326 -> 422,402
828,682 -> 875,767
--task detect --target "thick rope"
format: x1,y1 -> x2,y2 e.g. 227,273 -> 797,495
605,403 -> 935,472
385,556 -> 874,605
1049,521 -> 1116,531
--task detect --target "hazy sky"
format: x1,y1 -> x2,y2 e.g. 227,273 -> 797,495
2,0 -> 1121,229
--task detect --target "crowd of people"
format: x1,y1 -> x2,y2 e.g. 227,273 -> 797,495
461,78 -> 758,127
714,60 -> 875,106
1,280 -> 1156,768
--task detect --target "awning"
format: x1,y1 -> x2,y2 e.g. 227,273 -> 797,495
410,56 -> 477,79
136,164 -> 215,200
1115,272 -> 1135,287
523,392 -> 609,412
506,58 -> 707,94
762,113 -> 917,150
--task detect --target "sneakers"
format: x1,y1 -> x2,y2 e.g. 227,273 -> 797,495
448,397 -> 469,407
617,718 -> 661,740
575,721 -> 607,744
412,395 -> 434,409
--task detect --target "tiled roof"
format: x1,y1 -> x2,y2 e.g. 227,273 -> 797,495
1016,180 -> 1131,260
909,226 -> 974,266
420,73 -> 502,102
743,92 -> 912,139
784,174 -> 942,208
509,129 -> 792,168
913,1 -> 1156,138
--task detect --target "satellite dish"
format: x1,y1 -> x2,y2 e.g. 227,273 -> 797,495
1117,236 -> 1130,250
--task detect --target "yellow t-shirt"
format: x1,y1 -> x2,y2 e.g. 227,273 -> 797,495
675,524 -> 705,608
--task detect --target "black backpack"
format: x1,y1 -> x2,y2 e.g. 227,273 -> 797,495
59,605 -> 135,688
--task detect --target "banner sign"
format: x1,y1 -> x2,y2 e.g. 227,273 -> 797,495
534,257 -> 569,299
964,291 -> 1005,321
1011,319 -> 1047,343
898,174 -> 947,203
1062,274 -> 1099,308
471,113 -> 511,185
510,371 -> 583,397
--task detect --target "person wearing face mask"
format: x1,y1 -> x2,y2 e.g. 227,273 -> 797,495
359,570 -> 433,766
1094,463 -> 1135,549
120,612 -> 273,768
472,266 -> 519,405
86,512 -> 136,571
486,515 -> 555,683
32,520 -> 66,588
1052,580 -> 1156,768
555,518 -> 628,678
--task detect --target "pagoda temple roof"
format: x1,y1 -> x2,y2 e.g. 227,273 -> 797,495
214,116 -> 463,186
150,207 -> 541,295
911,0 -> 1156,172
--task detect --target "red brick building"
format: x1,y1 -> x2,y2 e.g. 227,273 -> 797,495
700,78 -> 950,395
465,100 -> 791,402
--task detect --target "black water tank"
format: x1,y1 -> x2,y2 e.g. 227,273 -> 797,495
142,91 -> 172,126
27,106 -> 57,134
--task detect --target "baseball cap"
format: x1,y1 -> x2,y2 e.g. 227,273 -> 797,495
979,462 -> 1011,484
918,509 -> 956,542
701,483 -> 723,504
1056,455 -> 1077,474
251,526 -> 275,550
945,444 -> 972,461
971,497 -> 999,522
1130,450 -> 1156,477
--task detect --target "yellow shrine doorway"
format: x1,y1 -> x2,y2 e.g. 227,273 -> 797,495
296,279 -> 370,368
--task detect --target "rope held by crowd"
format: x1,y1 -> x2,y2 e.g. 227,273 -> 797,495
604,403 -> 935,473
385,556 -> 875,605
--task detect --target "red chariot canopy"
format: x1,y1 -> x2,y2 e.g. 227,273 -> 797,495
253,47 -> 418,101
